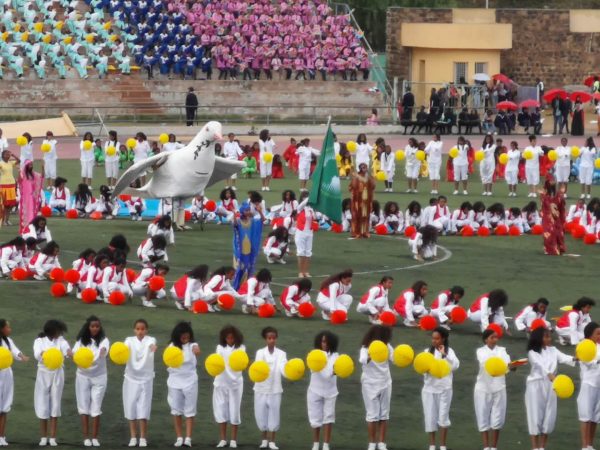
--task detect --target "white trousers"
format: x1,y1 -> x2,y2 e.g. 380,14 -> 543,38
81,160 -> 94,178
260,161 -> 272,178
0,369 -> 14,413
123,378 -> 153,420
216,207 -> 235,223
474,388 -> 506,431
254,393 -> 281,432
356,297 -> 388,316
362,384 -> 391,422
406,163 -> 420,179
34,369 -> 64,419
245,289 -> 274,308
264,247 -> 285,259
555,326 -> 583,345
480,160 -> 495,184
295,231 -> 313,257
555,165 -> 570,183
168,382 -> 198,417
431,217 -> 450,233
505,169 -> 518,186
213,386 -> 243,425
580,166 -> 593,185
577,383 -> 600,422
132,285 -> 166,299
307,390 -> 336,428
525,379 -> 556,435
431,304 -> 456,324
468,310 -> 504,332
105,160 -> 119,178
44,159 -> 57,179
316,293 -> 353,313
76,373 -> 107,417
298,163 -> 311,181
453,164 -> 468,181
526,167 -> 540,186
403,304 -> 428,326
421,389 -> 452,432
428,162 -> 441,181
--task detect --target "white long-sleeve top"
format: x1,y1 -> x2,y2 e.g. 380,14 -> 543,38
214,344 -> 245,389
50,187 -> 70,206
308,351 -> 339,398
147,222 -> 175,245
567,204 -> 586,222
580,342 -> 600,388
295,145 -> 320,167
166,342 -> 199,389
204,274 -> 234,295
243,277 -> 272,304
355,142 -> 372,167
104,140 -> 121,163
359,344 -> 393,388
223,141 -> 244,160
477,296 -> 508,331
73,337 -> 109,379
556,310 -> 591,345
482,144 -> 496,163
42,139 -> 58,161
453,144 -> 469,165
514,305 -> 548,331
380,151 -> 395,173
451,209 -> 474,226
101,265 -> 131,298
422,347 -> 460,393
321,281 -> 351,302
402,290 -> 424,322
404,209 -> 422,227
0,337 -> 23,370
72,257 -> 92,278
84,266 -> 104,289
22,224 -> 52,243
474,345 -> 510,393
33,336 -> 71,372
80,140 -> 95,162
384,212 -> 404,230
124,335 -> 156,383
580,147 -> 597,168
253,346 -> 287,394
131,267 -> 154,291
524,145 -> 544,169
264,236 -> 286,254
137,239 -> 168,263
425,140 -> 443,164
31,253 -> 61,272
133,140 -> 151,163
184,278 -> 205,307
505,149 -> 520,172
361,285 -> 390,309
526,347 -> 575,382
274,200 -> 298,218
405,145 -> 419,167
1,245 -> 23,274
259,139 -> 275,161
555,145 -> 571,168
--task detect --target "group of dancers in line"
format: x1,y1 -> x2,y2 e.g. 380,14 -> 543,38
0,293 -> 598,450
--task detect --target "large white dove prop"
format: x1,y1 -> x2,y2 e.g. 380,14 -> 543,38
112,121 -> 245,198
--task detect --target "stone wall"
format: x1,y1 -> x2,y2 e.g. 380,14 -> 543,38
387,7 -> 600,88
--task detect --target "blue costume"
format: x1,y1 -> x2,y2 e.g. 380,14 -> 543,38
232,204 -> 263,289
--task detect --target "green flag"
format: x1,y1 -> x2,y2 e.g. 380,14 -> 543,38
309,124 -> 342,224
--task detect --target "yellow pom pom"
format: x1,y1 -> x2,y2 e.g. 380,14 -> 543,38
576,339 -> 597,363
368,340 -> 389,364
484,356 -> 508,377
498,153 -> 509,165
40,142 -> 51,153
55,21 -> 64,30
13,24 -> 20,32
262,153 -> 273,163
126,138 -> 137,149
106,146 -> 116,156
474,150 -> 485,162
553,374 -> 575,399
85,34 -> 94,43
429,358 -> 451,378
335,153 -> 342,163
204,353 -> 225,377
346,141 -> 357,153
449,147 -> 459,158
109,342 -> 129,365
1,32 -> 8,42
228,349 -> 249,372
42,348 -> 63,370
34,22 -> 43,32
249,360 -> 270,383
333,354 -> 354,378
306,349 -> 327,372
73,347 -> 94,369
42,34 -> 52,43
20,32 -> 29,42
548,149 -> 558,161
523,149 -> 533,160
83,140 -> 93,151
163,346 -> 184,368
413,351 -> 434,374
103,21 -> 111,30
63,36 -> 72,44
395,149 -> 405,161
109,34 -> 118,42
415,150 -> 426,161
159,133 -> 169,144
16,136 -> 27,146
393,344 -> 414,368
571,146 -> 581,158
284,358 -> 305,381
595,158 -> 600,170
375,171 -> 387,181
0,347 -> 14,370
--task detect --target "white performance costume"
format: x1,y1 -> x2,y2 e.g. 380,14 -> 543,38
425,140 -> 443,181
33,336 -> 71,419
474,345 -> 510,432
167,342 -> 199,417
253,346 -> 287,432
73,337 -> 109,417
480,144 -> 496,184
122,335 -> 156,420
213,344 -> 245,425
307,352 -> 339,428
317,282 -> 352,314
0,338 -> 23,413
359,344 -> 393,422
421,348 -> 460,432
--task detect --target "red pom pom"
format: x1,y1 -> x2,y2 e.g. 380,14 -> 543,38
298,302 -> 316,318
119,194 -> 131,202
64,269 -> 80,284
404,225 -> 417,239
126,268 -> 137,283
460,225 -> 474,237
331,223 -> 343,233
108,291 -> 126,305
205,200 -> 217,212
90,211 -> 103,220
271,218 -> 284,229
81,288 -> 97,304
450,306 -> 467,324
217,293 -> 235,310
419,315 -> 437,331
487,323 -> 504,338
572,225 -> 586,239
148,275 -> 165,291
531,224 -> 543,235
11,267 -> 28,281
184,210 -> 192,221
50,282 -> 66,297
330,310 -> 347,325
530,318 -> 547,331
49,268 -> 64,282
375,224 -> 388,235
311,221 -> 319,232
477,226 -> 490,237
495,224 -> 508,236
584,233 -> 597,245
192,300 -> 209,314
509,225 -> 521,236
258,303 -> 276,318
379,311 -> 397,327
564,221 -> 575,233
41,206 -> 52,217
66,209 -> 79,219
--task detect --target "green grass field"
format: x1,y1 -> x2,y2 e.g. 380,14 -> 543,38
0,159 -> 598,450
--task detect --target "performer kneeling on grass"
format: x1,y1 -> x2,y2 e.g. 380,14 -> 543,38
514,298 -> 551,333
409,225 -> 438,262
317,270 -> 353,321
263,227 -> 288,265
131,263 -> 170,308
356,277 -> 394,325
430,286 -> 465,330
239,269 -> 275,315
280,278 -> 312,317
394,280 -> 429,327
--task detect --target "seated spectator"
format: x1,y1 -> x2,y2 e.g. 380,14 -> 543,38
468,109 -> 482,134
410,106 -> 429,134
494,110 -> 510,135
366,108 -> 380,126
457,107 -> 470,134
530,107 -> 542,135
517,108 -> 531,133
483,109 -> 495,133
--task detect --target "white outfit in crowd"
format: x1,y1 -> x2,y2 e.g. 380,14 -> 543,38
555,145 -> 571,183
317,282 -> 352,315
20,141 -> 33,165
524,145 -> 544,187
280,284 -> 311,316
132,268 -> 166,300
356,284 -> 391,317
259,139 -> 275,178
49,187 -> 70,211
296,145 -> 320,181
430,290 -> 458,324
577,342 -> 600,424
213,344 -> 246,425
29,253 -> 61,279
468,295 -> 508,332
22,224 -> 53,243
452,144 -> 469,182
147,222 -> 175,245
398,289 -> 428,326
355,142 -> 372,169
240,277 -> 274,308
137,239 -> 168,265
33,336 -> 71,419
427,204 -> 451,233
308,352 -> 339,428
555,310 -> 591,345
579,146 -> 597,186
122,335 -> 156,420
80,141 -> 95,179
0,337 -> 24,414
505,148 -> 520,186
380,151 -> 395,183
203,274 -> 236,304
421,348 -> 460,432
101,265 -> 132,300
449,209 -> 474,234
408,232 -> 437,260
359,344 -> 393,422
474,345 -> 510,432
294,198 -> 314,257
514,305 -> 551,332
425,140 -> 443,181
480,144 -> 496,185
253,346 -> 287,432
104,140 -> 121,180
73,337 -> 109,417
404,145 -> 421,180
223,141 -> 244,180
167,342 -> 199,417
0,245 -> 24,276
42,139 -> 58,180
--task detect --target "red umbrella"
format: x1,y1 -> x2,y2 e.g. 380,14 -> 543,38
492,73 -> 512,84
496,101 -> 518,111
543,89 -> 567,102
519,99 -> 540,109
570,91 -> 592,103
584,75 -> 599,87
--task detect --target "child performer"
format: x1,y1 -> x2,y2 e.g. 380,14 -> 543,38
295,191 -> 315,278
382,202 -> 403,234
100,257 -> 133,303
356,276 -> 394,324
131,263 -> 169,308
409,225 -> 438,262
359,325 -> 394,450
394,280 -> 429,327
0,237 -> 26,277
405,138 -> 420,193
452,136 -> 469,195
308,331 -> 340,450
480,134 -> 496,196
29,241 -> 61,281
280,278 -> 313,317
524,135 -> 544,198
316,270 -> 353,321
421,327 -> 460,450
430,286 -> 465,329
254,327 -> 287,450
425,134 -> 442,194
296,138 -> 320,191
73,316 -> 109,447
238,269 -> 275,315
203,266 -> 238,312
427,195 -> 451,234
505,141 -> 520,197
449,202 -> 473,235
167,322 -> 200,448
33,320 -> 71,447
525,327 -> 576,450
125,196 -> 145,221
123,319 -> 157,448
49,177 -> 70,215
214,325 -> 245,448
555,297 -> 595,345
263,227 -> 288,265
468,290 -> 509,333
578,322 -> 600,450
0,319 -> 29,446
171,265 -> 209,311
380,145 -> 395,193
137,235 -> 168,266
42,131 -> 58,190
514,298 -> 551,333
147,216 -> 174,245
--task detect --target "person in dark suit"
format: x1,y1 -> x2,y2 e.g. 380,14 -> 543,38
401,87 -> 415,121
559,97 -> 571,134
552,96 -> 562,135
185,87 -> 198,126
494,110 -> 509,135
457,107 -> 471,134
517,108 -> 531,133
411,106 -> 429,134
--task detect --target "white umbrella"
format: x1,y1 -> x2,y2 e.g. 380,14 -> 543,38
473,73 -> 490,82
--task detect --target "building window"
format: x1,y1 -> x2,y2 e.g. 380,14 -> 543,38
454,62 -> 467,84
475,62 -> 488,75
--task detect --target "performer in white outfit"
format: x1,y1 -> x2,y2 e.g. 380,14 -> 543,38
505,142 -> 520,197
0,237 -> 26,277
42,132 -> 58,189
408,226 -> 438,261
451,137 -> 469,195
555,297 -> 595,345
80,132 -> 95,186
404,138 -> 420,193
425,134 -> 443,194
467,290 -> 509,333
223,133 -> 244,189
49,178 -> 70,215
449,202 -> 474,234
380,146 -> 395,192
295,192 -> 315,277
316,270 -> 353,320
73,316 -> 109,448
147,216 -> 175,245
280,279 -> 313,317
427,196 -> 451,234
430,286 -> 465,328
394,280 -> 429,327
100,259 -> 133,302
29,241 -> 61,281
579,137 -> 597,199
577,322 -> 600,450
356,277 -> 393,324
202,266 -> 238,311
480,134 -> 496,196
238,269 -> 274,314
524,135 -> 544,198
263,228 -> 289,264
123,319 -> 157,448
295,138 -> 320,191
170,265 -> 209,311
254,327 -> 287,450
514,298 -> 551,333
131,263 -> 169,308
567,198 -> 587,223
104,130 -> 121,189
259,130 -> 275,191
555,137 -> 571,196
355,134 -> 372,169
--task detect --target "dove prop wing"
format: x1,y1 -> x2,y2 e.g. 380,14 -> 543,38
206,157 -> 247,189
112,153 -> 171,198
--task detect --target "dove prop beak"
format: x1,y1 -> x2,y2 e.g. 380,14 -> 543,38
214,132 -> 223,141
